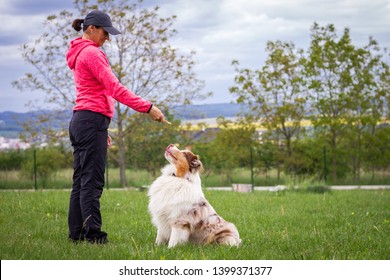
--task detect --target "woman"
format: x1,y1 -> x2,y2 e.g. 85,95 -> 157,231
66,10 -> 166,244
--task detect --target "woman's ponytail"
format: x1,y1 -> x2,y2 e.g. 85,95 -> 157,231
72,19 -> 84,32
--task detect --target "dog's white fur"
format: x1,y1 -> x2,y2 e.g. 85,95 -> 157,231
148,144 -> 241,248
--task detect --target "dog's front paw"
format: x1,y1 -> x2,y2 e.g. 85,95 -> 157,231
168,227 -> 189,248
155,232 -> 169,245
167,241 -> 178,248
168,238 -> 185,248
155,239 -> 167,246
155,236 -> 170,245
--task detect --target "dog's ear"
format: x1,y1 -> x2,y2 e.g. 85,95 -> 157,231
184,151 -> 203,173
190,158 -> 202,169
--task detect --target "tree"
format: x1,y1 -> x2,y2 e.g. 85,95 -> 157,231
362,125 -> 390,181
345,40 -> 390,182
304,23 -> 390,182
255,139 -> 278,180
230,40 -> 306,174
13,0 -> 209,187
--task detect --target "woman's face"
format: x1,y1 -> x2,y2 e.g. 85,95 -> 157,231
86,26 -> 110,46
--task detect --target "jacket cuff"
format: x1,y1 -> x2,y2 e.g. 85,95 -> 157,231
147,104 -> 153,113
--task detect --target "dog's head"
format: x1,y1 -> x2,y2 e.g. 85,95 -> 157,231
165,144 -> 202,178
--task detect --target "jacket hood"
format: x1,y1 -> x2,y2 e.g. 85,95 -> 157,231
66,37 -> 98,69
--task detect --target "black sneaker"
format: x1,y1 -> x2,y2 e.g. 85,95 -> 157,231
69,237 -> 85,244
69,234 -> 85,244
87,237 -> 109,245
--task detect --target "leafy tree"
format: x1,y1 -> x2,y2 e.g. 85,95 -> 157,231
287,137 -> 325,177
339,38 -> 389,182
13,0 -> 209,187
254,140 -> 278,180
362,125 -> 390,180
230,40 -> 306,174
304,23 -> 390,182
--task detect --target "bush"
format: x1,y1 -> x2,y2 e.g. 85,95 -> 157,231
0,150 -> 27,170
20,147 -> 65,188
285,176 -> 331,193
306,185 -> 331,193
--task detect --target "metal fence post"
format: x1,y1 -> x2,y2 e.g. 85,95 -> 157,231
323,145 -> 327,183
250,146 -> 254,191
33,149 -> 37,190
106,155 -> 109,190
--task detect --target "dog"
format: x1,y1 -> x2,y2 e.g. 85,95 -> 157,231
147,144 -> 241,248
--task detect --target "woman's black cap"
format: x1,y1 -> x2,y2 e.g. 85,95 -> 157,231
84,10 -> 121,35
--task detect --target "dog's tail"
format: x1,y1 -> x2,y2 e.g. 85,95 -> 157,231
207,222 -> 242,247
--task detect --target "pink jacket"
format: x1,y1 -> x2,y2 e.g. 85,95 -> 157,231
66,37 -> 152,118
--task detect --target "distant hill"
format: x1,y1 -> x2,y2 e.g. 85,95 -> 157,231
0,110 -> 71,138
0,103 -> 248,137
172,103 -> 248,119
0,111 -> 48,138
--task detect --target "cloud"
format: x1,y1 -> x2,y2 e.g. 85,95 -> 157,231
0,0 -> 76,46
0,14 -> 51,46
155,0 -> 390,104
0,0 -> 75,112
2,0 -> 73,15
1,0 -> 390,111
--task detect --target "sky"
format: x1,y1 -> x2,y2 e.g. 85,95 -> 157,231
0,0 -> 389,112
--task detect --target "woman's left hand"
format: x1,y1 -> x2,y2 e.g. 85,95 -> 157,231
107,135 -> 112,148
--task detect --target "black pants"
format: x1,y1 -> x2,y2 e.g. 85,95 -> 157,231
68,110 -> 110,242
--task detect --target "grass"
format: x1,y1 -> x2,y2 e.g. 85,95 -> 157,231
0,189 -> 389,260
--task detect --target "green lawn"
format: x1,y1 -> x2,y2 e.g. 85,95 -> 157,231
0,189 -> 389,260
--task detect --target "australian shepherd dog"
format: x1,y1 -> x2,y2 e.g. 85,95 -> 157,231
148,144 -> 241,248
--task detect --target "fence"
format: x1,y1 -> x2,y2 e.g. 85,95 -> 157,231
1,147 -> 390,190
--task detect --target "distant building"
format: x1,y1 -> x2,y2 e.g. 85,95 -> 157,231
0,137 -> 31,150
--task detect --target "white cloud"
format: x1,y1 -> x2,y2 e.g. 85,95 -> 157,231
157,0 -> 390,104
1,0 -> 390,111
0,14 -> 49,46
0,45 -> 25,66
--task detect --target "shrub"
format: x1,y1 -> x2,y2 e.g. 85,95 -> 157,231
0,150 -> 27,170
20,147 -> 65,188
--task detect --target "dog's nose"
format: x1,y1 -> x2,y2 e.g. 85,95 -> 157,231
166,144 -> 174,150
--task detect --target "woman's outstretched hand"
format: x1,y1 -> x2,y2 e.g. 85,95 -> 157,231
148,105 -> 166,123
